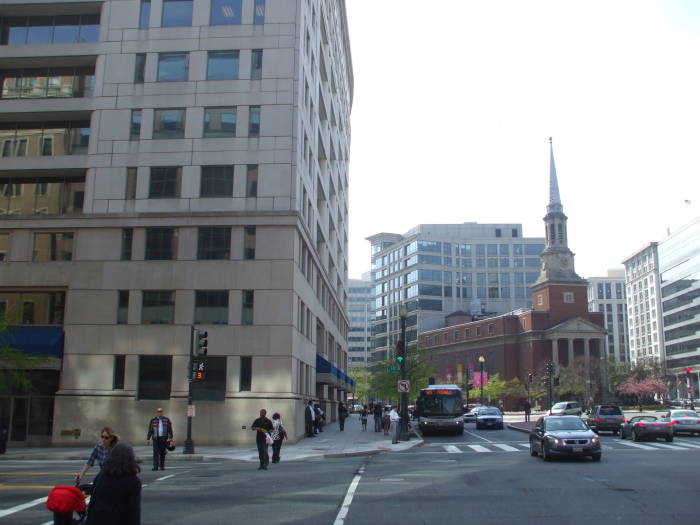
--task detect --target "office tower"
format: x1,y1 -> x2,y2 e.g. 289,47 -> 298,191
587,269 -> 629,363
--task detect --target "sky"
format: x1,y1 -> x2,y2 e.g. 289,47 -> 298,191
345,0 -> 700,280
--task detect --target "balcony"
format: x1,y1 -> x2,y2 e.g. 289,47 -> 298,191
0,121 -> 89,158
0,15 -> 100,46
1,67 -> 94,99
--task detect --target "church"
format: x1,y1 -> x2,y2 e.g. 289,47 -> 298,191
420,139 -> 606,408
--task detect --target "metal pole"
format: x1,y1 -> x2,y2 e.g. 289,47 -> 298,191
480,361 -> 484,405
183,325 -> 195,454
399,313 -> 409,441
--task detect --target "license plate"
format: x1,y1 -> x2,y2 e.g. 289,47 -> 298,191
573,447 -> 583,453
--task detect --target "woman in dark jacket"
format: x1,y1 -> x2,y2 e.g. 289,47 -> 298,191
87,442 -> 141,525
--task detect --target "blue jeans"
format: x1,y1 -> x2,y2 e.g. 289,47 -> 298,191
374,415 -> 382,432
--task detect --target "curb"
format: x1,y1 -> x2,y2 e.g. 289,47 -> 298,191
507,424 -> 531,434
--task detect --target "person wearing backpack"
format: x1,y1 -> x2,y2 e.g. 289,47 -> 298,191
270,412 -> 288,464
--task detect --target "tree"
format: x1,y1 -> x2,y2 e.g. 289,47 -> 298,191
481,373 -> 506,404
555,359 -> 588,401
617,377 -> 668,411
368,345 -> 436,404
0,318 -> 50,394
348,368 -> 370,406
504,377 -> 527,399
604,356 -> 629,396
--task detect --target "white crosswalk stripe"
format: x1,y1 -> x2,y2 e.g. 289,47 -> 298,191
616,441 -> 661,450
493,444 -> 519,452
443,445 -> 462,454
645,442 -> 688,450
671,440 -> 700,449
517,443 -> 531,448
467,444 -> 490,453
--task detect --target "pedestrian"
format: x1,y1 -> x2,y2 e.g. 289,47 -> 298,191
338,402 -> 348,431
86,442 -> 141,525
314,404 -> 325,432
373,403 -> 382,432
389,405 -> 401,444
305,400 -> 316,438
360,405 -> 368,431
523,399 -> 532,422
251,408 -> 273,470
383,406 -> 391,435
270,412 -> 287,464
146,407 -> 173,471
76,427 -> 119,484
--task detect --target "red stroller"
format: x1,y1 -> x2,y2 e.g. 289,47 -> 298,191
46,483 -> 93,525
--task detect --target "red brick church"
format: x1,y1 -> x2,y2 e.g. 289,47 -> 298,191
421,139 -> 605,407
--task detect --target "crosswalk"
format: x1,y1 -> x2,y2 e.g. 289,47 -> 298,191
421,438 -> 700,455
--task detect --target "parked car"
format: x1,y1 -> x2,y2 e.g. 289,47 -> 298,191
620,415 -> 673,442
529,415 -> 601,461
585,405 -> 626,435
475,407 -> 504,430
550,401 -> 582,416
662,410 -> 700,436
463,406 -> 483,423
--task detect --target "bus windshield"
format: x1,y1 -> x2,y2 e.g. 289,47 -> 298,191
418,391 -> 463,417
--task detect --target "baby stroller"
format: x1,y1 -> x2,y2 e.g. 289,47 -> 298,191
46,482 -> 93,525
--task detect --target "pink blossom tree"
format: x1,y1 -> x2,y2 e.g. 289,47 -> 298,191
617,378 -> 668,411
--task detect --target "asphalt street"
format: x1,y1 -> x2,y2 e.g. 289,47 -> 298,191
3,424 -> 700,524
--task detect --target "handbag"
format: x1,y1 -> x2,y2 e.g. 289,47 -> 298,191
265,433 -> 273,445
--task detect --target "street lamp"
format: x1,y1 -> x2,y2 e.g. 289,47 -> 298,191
399,308 -> 409,441
478,356 -> 485,405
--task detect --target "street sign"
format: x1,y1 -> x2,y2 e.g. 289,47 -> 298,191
387,365 -> 399,373
398,380 -> 410,393
187,405 -> 195,417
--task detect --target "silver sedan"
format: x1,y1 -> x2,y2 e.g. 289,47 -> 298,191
664,410 -> 700,435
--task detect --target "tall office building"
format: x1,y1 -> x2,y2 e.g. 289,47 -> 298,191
587,269 -> 629,363
347,273 -> 372,368
622,243 -> 665,367
367,224 -> 545,362
658,216 -> 700,398
0,0 -> 353,446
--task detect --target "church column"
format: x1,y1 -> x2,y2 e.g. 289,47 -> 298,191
585,339 -> 592,376
567,338 -> 574,365
551,339 -> 558,367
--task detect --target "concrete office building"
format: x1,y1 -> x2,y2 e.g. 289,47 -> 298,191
587,269 -> 629,363
658,216 -> 700,398
622,243 -> 665,367
347,273 -> 372,368
366,224 -> 545,362
0,0 -> 353,446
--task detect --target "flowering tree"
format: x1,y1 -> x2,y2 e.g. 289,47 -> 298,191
617,378 -> 668,411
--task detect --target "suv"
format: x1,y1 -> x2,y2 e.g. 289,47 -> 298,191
586,404 -> 625,435
550,401 -> 582,416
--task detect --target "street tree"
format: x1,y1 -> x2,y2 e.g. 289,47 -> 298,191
0,316 -> 50,394
481,373 -> 506,404
617,377 -> 668,411
368,345 -> 435,404
348,368 -> 370,405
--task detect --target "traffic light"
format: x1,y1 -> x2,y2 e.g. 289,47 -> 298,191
193,359 -> 206,381
195,330 -> 208,357
686,367 -> 692,375
395,341 -> 405,364
528,373 -> 533,384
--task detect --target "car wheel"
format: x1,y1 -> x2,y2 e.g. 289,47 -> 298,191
458,428 -> 464,436
591,454 -> 602,462
541,442 -> 550,461
666,435 -> 673,442
530,441 -> 538,457
632,429 -> 639,442
612,430 -> 619,436
620,429 -> 626,440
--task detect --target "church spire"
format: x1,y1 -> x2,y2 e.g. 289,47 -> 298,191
548,137 -> 563,214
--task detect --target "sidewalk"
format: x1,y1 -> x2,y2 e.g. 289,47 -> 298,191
0,415 -> 422,463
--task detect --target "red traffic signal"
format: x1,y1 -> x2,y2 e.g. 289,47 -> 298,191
686,367 -> 692,374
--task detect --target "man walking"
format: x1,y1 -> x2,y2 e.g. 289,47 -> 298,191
389,405 -> 401,444
146,407 -> 173,471
251,409 -> 273,470
338,402 -> 348,431
373,403 -> 382,432
523,400 -> 532,422
305,400 -> 316,438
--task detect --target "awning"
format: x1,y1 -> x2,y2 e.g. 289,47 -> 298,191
0,326 -> 64,358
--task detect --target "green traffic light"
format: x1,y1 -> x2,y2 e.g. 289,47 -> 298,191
396,356 -> 404,363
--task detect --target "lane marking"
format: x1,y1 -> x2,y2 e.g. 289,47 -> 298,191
443,445 -> 462,454
645,442 -> 688,451
156,474 -> 175,481
517,443 -> 531,448
493,444 -> 519,452
464,430 -> 494,443
379,478 -> 404,482
615,441 -> 656,450
670,440 -> 700,449
0,485 -> 55,489
467,444 -> 490,453
0,473 -> 79,476
333,464 -> 365,525
0,496 -> 47,518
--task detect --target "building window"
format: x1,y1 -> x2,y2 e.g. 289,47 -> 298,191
244,226 -> 255,260
134,53 -> 146,82
22,301 -> 34,324
249,105 -> 260,136
195,290 -> 229,325
139,0 -> 151,29
512,228 -> 518,238
495,228 -> 502,238
207,51 -> 239,80
157,53 -> 188,82
192,356 -> 226,401
130,110 -> 142,140
162,0 -> 193,27
1,15 -> 100,45
0,291 -> 65,324
239,356 -> 252,391
121,228 -> 133,260
33,232 -> 73,261
476,326 -> 482,336
488,324 -> 495,335
465,328 -> 471,337
246,164 -> 258,197
145,227 -> 177,260
126,168 -> 137,199
149,167 -> 180,197
204,107 -> 236,137
153,108 -> 185,139
141,291 -> 174,324
117,290 -> 129,324
200,166 -> 233,197
137,355 -> 172,399
254,0 -> 265,24
242,290 -> 254,325
113,355 -> 126,390
251,49 -> 263,79
197,226 -> 230,260
0,232 -> 9,261
563,292 -> 574,303
537,294 -> 544,306
211,0 -> 242,25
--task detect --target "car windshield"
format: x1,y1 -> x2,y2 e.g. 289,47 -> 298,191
418,393 -> 463,417
672,411 -> 698,418
552,402 -> 567,409
479,408 -> 501,415
635,416 -> 657,422
599,407 -> 622,415
544,418 -> 587,431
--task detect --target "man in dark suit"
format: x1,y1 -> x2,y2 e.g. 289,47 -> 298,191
146,407 -> 173,471
305,400 -> 315,437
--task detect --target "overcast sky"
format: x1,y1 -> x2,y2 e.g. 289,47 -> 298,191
345,0 -> 700,280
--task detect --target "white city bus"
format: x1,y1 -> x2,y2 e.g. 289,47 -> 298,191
416,384 -> 464,435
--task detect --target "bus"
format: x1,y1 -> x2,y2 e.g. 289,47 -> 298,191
415,384 -> 464,435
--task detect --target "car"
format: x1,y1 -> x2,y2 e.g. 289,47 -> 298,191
463,406 -> 482,423
662,409 -> 700,435
529,415 -> 601,461
549,401 -> 582,416
586,404 -> 626,435
475,407 -> 504,430
620,415 -> 673,442
352,404 -> 363,413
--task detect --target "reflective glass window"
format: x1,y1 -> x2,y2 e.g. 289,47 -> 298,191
248,105 -> 260,137
207,51 -> 239,80
149,167 -> 180,198
140,0 -> 151,29
162,0 -> 193,27
254,0 -> 265,24
204,107 -> 236,137
211,0 -> 242,25
153,109 -> 185,139
200,166 -> 233,197
157,53 -> 188,82
251,49 -> 263,80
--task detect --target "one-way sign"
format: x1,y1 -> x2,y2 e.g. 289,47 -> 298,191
398,380 -> 410,393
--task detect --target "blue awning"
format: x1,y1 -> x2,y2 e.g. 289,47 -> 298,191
316,354 -> 332,373
0,326 -> 64,358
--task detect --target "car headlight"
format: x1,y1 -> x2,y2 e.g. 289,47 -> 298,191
547,436 -> 560,445
591,438 -> 599,444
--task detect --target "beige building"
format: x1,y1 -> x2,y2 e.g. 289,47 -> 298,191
0,0 -> 353,446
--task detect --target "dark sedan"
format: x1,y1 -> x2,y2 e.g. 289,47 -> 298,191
529,415 -> 601,461
620,415 -> 673,442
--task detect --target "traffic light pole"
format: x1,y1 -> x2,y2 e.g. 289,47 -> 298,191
183,325 -> 195,454
399,312 -> 409,441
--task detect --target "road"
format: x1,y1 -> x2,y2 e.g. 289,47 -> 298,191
3,424 -> 700,524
